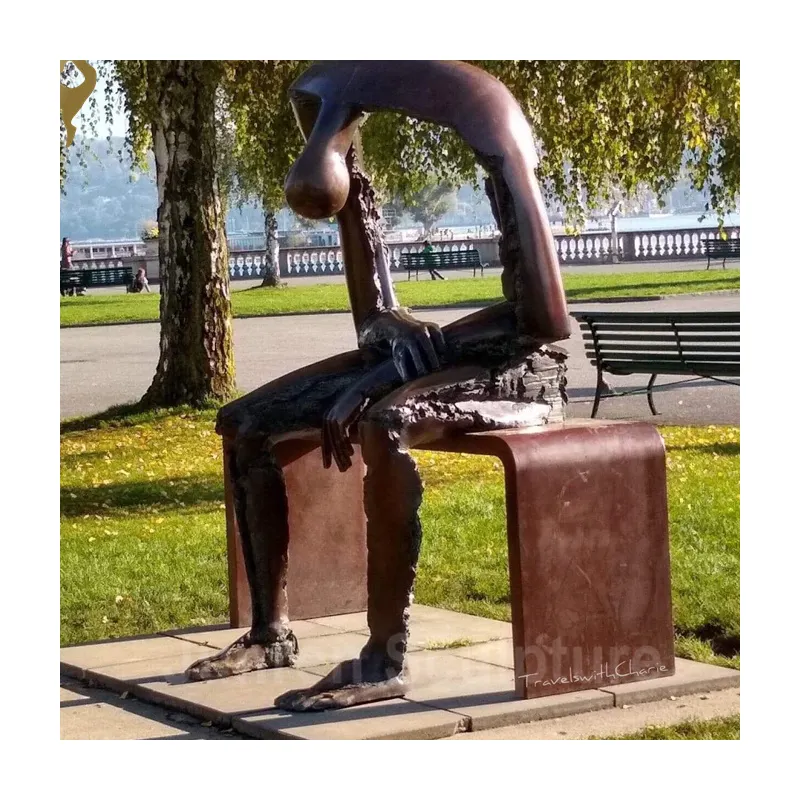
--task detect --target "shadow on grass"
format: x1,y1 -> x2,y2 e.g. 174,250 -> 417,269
61,474 -> 224,517
675,622 -> 740,657
61,400 -> 223,434
667,442 -> 740,457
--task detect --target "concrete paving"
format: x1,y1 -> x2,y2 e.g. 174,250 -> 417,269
447,687 -> 740,740
61,293 -> 739,424
60,605 -> 740,740
60,678 -> 247,740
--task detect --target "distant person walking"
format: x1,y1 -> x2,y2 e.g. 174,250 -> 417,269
421,240 -> 445,280
60,237 -> 85,296
60,237 -> 73,271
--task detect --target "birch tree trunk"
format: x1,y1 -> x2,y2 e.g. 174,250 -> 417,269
260,208 -> 282,287
143,61 -> 236,407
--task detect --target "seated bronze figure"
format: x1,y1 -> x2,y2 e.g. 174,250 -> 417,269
186,60 -> 572,711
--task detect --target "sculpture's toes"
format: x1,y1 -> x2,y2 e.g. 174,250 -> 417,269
274,675 -> 409,712
185,633 -> 298,681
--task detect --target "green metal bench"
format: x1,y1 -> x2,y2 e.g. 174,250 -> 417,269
703,238 -> 740,269
400,248 -> 484,280
573,310 -> 740,417
60,265 -> 135,296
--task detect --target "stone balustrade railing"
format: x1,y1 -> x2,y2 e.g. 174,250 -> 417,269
227,226 -> 739,280
71,255 -> 147,272
555,227 -> 740,264
66,225 -> 740,283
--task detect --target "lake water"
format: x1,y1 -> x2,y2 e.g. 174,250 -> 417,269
605,212 -> 740,232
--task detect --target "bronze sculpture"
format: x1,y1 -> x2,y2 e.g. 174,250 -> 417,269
186,60 -> 572,711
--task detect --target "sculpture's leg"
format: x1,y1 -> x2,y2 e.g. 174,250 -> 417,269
186,432 -> 299,680
186,350 -> 369,682
274,345 -> 567,711
274,419 -> 418,711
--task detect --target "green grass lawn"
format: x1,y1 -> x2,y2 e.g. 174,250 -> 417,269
60,269 -> 740,327
600,715 -> 740,740
61,408 -> 740,675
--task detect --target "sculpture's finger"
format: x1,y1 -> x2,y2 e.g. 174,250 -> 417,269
392,340 -> 410,382
418,329 -> 440,371
333,425 -> 353,472
321,420 -> 333,469
406,342 -> 427,378
426,322 -> 448,356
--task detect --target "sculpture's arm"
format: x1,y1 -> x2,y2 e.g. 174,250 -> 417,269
288,61 -> 572,343
284,96 -> 393,329
321,302 -> 520,471
285,94 -> 447,379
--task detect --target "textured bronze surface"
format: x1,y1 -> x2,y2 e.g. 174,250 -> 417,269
187,61 -> 675,713
225,436 -> 368,627
422,421 -> 675,699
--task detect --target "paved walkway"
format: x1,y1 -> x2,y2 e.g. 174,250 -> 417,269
61,675 -> 739,740
61,293 -> 739,425
61,605 -> 739,740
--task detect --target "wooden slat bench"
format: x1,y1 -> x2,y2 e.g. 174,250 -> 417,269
400,249 -> 484,280
703,238 -> 740,269
573,310 -> 740,417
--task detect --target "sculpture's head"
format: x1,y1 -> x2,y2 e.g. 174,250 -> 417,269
284,61 -> 571,342
284,90 -> 363,219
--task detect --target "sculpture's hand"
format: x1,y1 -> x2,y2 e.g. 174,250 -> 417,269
358,308 -> 448,382
321,359 -> 405,472
322,388 -> 365,472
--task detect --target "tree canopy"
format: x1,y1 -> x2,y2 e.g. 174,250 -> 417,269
362,60 -> 740,224
63,59 -> 739,228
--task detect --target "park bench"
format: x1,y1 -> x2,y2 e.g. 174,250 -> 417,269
400,248 -> 484,280
60,265 -> 135,296
573,310 -> 740,418
703,237 -> 740,269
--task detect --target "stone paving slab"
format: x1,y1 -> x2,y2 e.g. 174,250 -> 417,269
60,607 -> 739,740
161,619 -> 342,647
60,682 -> 200,740
353,605 -> 512,650
61,635 -> 216,674
306,610 -> 368,632
448,687 -> 741,740
234,699 -> 468,740
130,667 -> 324,725
60,678 -> 247,740
449,638 -> 515,669
596,657 -> 740,705
304,649 -> 614,731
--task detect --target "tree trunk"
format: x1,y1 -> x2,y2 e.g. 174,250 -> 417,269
143,61 -> 236,408
260,208 -> 282,287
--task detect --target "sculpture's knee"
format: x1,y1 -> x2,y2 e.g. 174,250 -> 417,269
358,416 -> 403,463
216,397 -> 252,438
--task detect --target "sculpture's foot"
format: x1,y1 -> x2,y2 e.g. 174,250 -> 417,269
185,630 -> 298,681
274,651 -> 409,712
